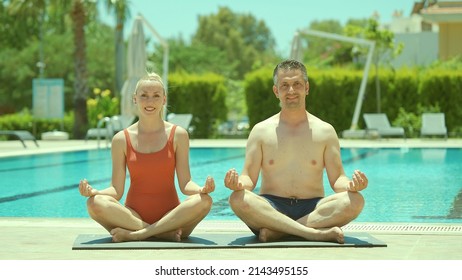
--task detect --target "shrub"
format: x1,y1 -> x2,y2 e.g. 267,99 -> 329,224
86,88 -> 119,128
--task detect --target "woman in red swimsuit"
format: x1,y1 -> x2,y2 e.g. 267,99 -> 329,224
78,73 -> 215,242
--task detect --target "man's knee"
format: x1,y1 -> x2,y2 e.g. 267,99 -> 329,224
228,190 -> 250,212
347,191 -> 365,217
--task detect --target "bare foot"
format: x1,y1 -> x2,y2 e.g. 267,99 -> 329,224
154,229 -> 183,242
110,227 -> 137,243
259,228 -> 286,242
312,227 -> 344,244
110,228 -> 183,243
260,227 -> 344,244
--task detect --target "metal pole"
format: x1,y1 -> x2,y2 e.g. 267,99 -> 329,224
290,32 -> 301,60
291,29 -> 375,130
162,45 -> 169,119
351,41 -> 375,129
137,13 -> 169,119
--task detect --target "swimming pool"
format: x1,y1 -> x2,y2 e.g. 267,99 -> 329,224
1,147 -> 461,223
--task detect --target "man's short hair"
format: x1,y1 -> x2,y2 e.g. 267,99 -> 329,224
273,59 -> 309,85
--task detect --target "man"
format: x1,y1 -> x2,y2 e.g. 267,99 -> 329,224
224,59 -> 367,243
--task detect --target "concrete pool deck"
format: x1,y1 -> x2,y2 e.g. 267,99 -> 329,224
1,218 -> 462,260
2,138 -> 462,157
1,138 -> 462,260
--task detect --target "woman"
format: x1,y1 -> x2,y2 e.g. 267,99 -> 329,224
79,73 -> 214,242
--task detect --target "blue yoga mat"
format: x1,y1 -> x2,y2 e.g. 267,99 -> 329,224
72,232 -> 387,250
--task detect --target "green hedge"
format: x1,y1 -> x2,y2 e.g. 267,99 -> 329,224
2,69 -> 461,139
308,69 -> 364,131
244,68 -> 279,128
419,70 -> 462,132
244,67 -> 462,137
244,67 -> 368,131
0,110 -> 74,140
168,72 -> 228,138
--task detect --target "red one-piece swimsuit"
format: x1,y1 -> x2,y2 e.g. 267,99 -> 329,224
124,125 -> 180,224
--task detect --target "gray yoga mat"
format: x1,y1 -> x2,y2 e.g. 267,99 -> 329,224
72,232 -> 387,250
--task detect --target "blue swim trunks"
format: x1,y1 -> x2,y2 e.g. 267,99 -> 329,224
249,194 -> 323,235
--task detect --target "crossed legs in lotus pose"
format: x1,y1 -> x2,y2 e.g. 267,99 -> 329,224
228,190 -> 364,243
87,193 -> 212,242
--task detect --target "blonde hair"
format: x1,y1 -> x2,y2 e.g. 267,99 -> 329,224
134,72 -> 166,119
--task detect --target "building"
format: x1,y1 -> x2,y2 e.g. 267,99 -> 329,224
420,0 -> 462,60
384,2 -> 439,67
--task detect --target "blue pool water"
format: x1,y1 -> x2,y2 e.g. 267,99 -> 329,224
1,147 -> 461,223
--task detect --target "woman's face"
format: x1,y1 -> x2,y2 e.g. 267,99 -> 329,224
133,80 -> 165,116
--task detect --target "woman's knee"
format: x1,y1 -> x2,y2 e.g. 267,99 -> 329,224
200,193 -> 213,210
86,195 -> 110,216
189,193 -> 213,212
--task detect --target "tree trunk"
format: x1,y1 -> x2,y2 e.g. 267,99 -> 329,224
71,0 -> 88,139
115,15 -> 125,96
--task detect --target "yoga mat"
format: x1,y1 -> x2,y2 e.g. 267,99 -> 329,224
72,232 -> 386,250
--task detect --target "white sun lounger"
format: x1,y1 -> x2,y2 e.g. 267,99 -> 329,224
420,113 -> 448,139
363,113 -> 406,139
167,113 -> 193,130
0,130 -> 39,148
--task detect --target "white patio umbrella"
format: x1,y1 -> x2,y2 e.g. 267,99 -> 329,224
120,16 -> 146,117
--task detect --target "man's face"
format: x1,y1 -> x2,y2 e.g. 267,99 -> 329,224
273,69 -> 309,109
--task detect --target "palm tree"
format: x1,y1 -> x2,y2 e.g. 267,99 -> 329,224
8,0 -> 91,138
71,0 -> 89,138
105,0 -> 131,97
6,0 -> 46,49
